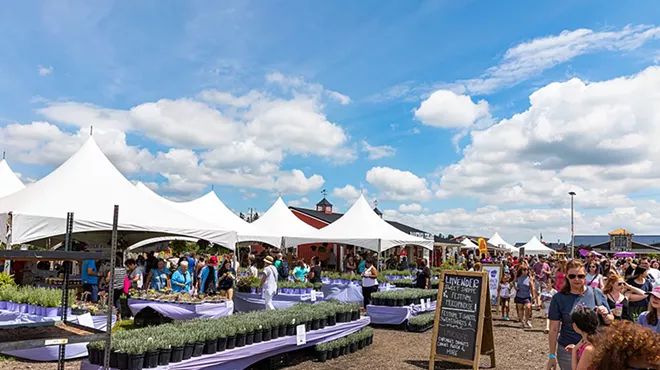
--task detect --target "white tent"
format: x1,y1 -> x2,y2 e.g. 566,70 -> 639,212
251,197 -> 318,244
460,238 -> 479,250
0,159 -> 25,198
0,137 -> 237,248
520,236 -> 555,255
135,183 -> 280,247
488,232 -> 517,253
286,195 -> 433,252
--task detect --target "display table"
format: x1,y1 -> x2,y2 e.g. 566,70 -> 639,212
80,316 -> 370,370
366,301 -> 436,325
128,299 -> 234,320
321,281 -> 397,305
233,291 -> 324,312
0,310 -> 115,361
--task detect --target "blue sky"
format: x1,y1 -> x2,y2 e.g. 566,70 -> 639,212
2,0 -> 660,243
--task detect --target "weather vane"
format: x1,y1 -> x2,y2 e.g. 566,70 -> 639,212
321,189 -> 327,198
374,199 -> 378,208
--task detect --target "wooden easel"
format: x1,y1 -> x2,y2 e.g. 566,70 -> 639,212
429,271 -> 496,370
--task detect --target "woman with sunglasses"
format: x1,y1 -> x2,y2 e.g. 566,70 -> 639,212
547,260 -> 613,370
601,272 -> 648,322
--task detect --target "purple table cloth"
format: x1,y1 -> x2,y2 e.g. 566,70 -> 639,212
0,310 -> 115,361
80,316 -> 371,370
320,281 -> 398,305
366,301 -> 436,325
233,291 -> 324,312
128,299 -> 234,320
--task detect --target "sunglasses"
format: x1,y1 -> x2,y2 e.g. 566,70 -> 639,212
568,274 -> 586,280
616,282 -> 625,286
589,265 -> 597,269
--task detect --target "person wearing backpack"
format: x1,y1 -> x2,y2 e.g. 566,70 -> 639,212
276,253 -> 290,281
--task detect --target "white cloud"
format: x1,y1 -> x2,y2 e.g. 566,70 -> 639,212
458,25 -> 660,94
370,24 -> 660,101
38,65 -> 53,76
272,170 -> 325,195
239,189 -> 257,200
414,90 -> 490,129
288,197 -> 309,207
360,140 -> 396,160
366,166 -> 432,202
331,184 -> 364,203
398,203 -> 422,213
265,72 -> 350,104
436,66 -> 660,209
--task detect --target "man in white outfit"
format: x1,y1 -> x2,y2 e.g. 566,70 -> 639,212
261,256 -> 278,310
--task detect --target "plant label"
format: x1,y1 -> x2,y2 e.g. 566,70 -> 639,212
425,298 -> 432,310
296,324 -> 306,346
310,292 -> 317,302
45,338 -> 68,346
420,299 -> 427,311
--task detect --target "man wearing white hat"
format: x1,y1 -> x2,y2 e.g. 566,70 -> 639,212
261,256 -> 278,310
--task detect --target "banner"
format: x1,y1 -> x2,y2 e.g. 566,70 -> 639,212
478,238 -> 488,257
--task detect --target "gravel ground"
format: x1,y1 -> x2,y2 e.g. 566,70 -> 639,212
0,315 -> 550,370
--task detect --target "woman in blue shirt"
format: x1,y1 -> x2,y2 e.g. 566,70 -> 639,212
637,286 -> 660,332
146,259 -> 170,291
171,260 -> 192,293
547,260 -> 613,370
292,260 -> 308,282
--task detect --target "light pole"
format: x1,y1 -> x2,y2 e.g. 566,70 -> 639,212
569,191 -> 576,258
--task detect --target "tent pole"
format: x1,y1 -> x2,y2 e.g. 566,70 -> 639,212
3,212 -> 12,274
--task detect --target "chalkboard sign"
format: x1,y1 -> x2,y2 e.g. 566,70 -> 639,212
429,270 -> 495,370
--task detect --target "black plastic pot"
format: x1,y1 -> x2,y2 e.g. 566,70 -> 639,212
316,350 -> 327,362
305,321 -> 311,331
182,343 -> 194,360
396,298 -> 404,307
319,317 -> 326,329
270,326 -> 279,339
404,298 -> 412,305
226,335 -> 236,350
351,310 -> 360,321
204,339 -> 217,354
253,329 -> 262,343
338,346 -> 345,356
327,349 -> 333,360
327,314 -> 336,326
311,318 -> 320,330
262,328 -> 271,341
368,335 -> 373,345
217,337 -> 227,352
236,333 -> 246,347
278,324 -> 286,337
99,349 -> 106,366
386,298 -> 395,306
127,354 -> 144,370
332,347 -> 339,358
335,312 -> 344,323
350,342 -> 357,353
158,348 -> 171,366
117,352 -> 128,370
87,346 -> 100,365
358,339 -> 365,349
192,342 -> 204,357
144,351 -> 159,368
245,331 -> 254,345
110,350 -> 119,368
170,346 -> 184,363
286,324 -> 296,336
371,297 -> 379,305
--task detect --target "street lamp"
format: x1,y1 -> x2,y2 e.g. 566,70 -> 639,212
568,191 -> 576,258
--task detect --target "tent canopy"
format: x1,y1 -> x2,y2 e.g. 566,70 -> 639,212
460,238 -> 479,250
135,183 -> 280,247
0,137 -> 237,248
286,195 -> 433,252
251,197 -> 318,243
0,159 -> 25,198
488,232 -> 517,253
521,236 -> 555,255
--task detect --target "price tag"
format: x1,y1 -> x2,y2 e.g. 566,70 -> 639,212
296,324 -> 306,346
420,299 -> 427,311
310,292 -> 316,302
45,338 -> 68,346
425,298 -> 432,310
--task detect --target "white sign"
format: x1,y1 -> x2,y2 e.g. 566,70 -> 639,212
77,313 -> 95,329
310,292 -> 316,302
296,324 -> 306,346
425,298 -> 432,311
482,265 -> 502,308
420,299 -> 427,311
